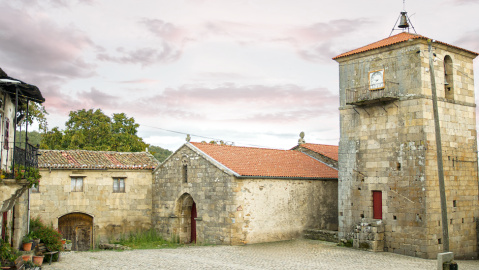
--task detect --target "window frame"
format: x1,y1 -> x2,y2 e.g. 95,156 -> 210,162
113,177 -> 125,193
71,177 -> 84,192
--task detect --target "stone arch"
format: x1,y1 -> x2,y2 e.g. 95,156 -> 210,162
175,193 -> 197,243
58,212 -> 93,251
444,55 -> 454,100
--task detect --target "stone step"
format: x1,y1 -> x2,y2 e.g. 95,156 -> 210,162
303,229 -> 338,243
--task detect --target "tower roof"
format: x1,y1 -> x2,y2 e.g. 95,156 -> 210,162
333,32 -> 478,60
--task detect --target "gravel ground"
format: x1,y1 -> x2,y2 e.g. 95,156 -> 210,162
41,239 -> 479,270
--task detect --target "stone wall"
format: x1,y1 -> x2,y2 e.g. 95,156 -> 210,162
153,144 -> 339,245
235,178 -> 338,244
30,169 -> 153,244
295,147 -> 338,169
153,144 -> 238,245
336,39 -> 478,259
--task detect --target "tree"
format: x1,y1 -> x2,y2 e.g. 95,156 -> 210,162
41,109 -> 148,152
148,145 -> 172,162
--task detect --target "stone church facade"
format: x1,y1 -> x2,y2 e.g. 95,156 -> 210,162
334,32 -> 478,259
152,142 -> 338,245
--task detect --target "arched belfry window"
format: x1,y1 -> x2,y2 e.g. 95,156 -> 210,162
444,55 -> 454,100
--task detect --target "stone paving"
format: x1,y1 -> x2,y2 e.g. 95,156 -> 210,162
41,239 -> 479,270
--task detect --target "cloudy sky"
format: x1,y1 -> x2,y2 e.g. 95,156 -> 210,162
1,0 -> 478,151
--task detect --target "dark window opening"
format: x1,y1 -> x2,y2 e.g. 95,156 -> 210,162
182,165 -> 188,183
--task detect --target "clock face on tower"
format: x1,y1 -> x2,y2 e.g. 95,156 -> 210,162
369,69 -> 385,90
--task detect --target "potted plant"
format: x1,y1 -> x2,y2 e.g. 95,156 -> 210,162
22,235 -> 33,251
32,255 -> 44,266
21,254 -> 31,262
0,241 -> 16,268
64,240 -> 72,251
61,239 -> 66,245
24,260 -> 35,268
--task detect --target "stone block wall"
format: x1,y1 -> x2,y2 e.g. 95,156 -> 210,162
153,144 -> 339,245
337,39 -> 478,259
295,147 -> 338,169
30,169 -> 153,244
235,178 -> 338,244
352,219 -> 384,252
153,145 -> 239,245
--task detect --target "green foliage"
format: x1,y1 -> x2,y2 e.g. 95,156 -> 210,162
15,130 -> 42,148
29,217 -> 62,261
13,165 -> 41,188
18,101 -> 49,133
148,145 -> 172,162
41,109 -> 148,152
22,235 -> 32,244
0,239 -> 18,266
114,229 -> 182,250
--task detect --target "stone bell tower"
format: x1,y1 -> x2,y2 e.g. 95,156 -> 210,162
333,31 -> 478,259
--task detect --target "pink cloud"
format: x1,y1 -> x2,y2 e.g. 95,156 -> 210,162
124,83 -> 338,121
97,44 -> 181,66
454,29 -> 479,53
116,79 -> 161,84
285,18 -> 372,62
0,3 -> 95,78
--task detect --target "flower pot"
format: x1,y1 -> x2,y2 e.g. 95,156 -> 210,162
21,255 -> 31,262
65,243 -> 72,251
22,242 -> 33,251
32,255 -> 44,266
61,239 -> 66,245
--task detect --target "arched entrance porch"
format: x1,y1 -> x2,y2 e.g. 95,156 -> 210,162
175,193 -> 197,243
58,212 -> 93,251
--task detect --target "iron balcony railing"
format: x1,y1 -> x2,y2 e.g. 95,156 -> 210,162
14,142 -> 39,169
345,81 -> 400,106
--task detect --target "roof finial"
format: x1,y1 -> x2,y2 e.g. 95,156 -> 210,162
186,134 -> 191,142
298,131 -> 305,145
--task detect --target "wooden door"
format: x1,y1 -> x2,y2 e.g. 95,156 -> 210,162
373,191 -> 382,219
58,213 -> 93,251
190,202 -> 197,243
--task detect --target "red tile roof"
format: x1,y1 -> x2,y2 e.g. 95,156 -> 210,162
298,143 -> 338,161
190,142 -> 338,179
38,150 -> 159,170
333,32 -> 478,60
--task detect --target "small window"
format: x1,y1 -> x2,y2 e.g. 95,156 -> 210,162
113,178 -> 125,193
182,165 -> 188,183
71,177 -> 84,192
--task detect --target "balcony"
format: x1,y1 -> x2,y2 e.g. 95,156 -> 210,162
345,81 -> 400,106
14,142 -> 39,169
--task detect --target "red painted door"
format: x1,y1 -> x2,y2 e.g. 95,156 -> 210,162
190,202 -> 197,243
373,191 -> 382,219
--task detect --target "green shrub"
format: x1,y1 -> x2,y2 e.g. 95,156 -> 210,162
29,217 -> 62,261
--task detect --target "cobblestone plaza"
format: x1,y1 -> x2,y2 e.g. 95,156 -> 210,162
42,239 -> 479,270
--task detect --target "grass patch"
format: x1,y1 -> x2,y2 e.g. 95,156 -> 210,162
113,229 -> 183,250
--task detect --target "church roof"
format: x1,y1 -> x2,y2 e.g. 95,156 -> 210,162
38,150 -> 159,170
294,143 -> 339,161
333,32 -> 478,60
190,142 -> 338,179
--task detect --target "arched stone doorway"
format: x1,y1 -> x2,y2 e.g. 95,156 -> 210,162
175,193 -> 197,243
58,213 -> 93,251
